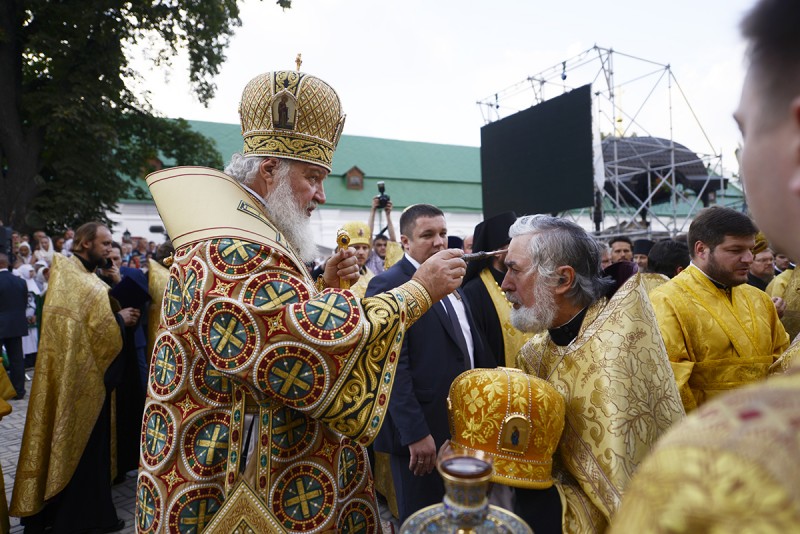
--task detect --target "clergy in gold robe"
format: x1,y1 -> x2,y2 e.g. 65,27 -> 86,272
135,70 -> 468,533
340,220 -> 375,299
610,4 -> 800,530
502,215 -> 684,533
0,397 -> 11,534
649,208 -> 789,413
10,223 -> 139,532
767,267 -> 800,340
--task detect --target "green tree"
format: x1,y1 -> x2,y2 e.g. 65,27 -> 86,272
0,1 -> 285,233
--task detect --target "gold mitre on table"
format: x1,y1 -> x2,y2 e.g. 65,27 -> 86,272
447,367 -> 565,489
238,70 -> 346,171
340,221 -> 371,246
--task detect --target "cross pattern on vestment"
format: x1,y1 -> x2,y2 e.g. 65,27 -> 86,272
307,294 -> 348,328
345,512 -> 366,532
211,316 -> 245,354
180,499 -> 211,530
206,367 -> 231,392
166,284 -> 182,313
182,270 -> 197,304
146,416 -> 167,454
284,478 -> 322,519
137,489 -> 155,528
341,450 -> 357,475
272,360 -> 312,396
258,283 -> 296,309
222,239 -> 253,263
197,424 -> 225,466
273,410 -> 305,446
155,347 -> 176,383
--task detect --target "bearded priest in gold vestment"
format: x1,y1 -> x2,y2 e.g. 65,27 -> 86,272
134,70 -> 468,533
650,206 -> 789,412
610,2 -> 800,531
500,215 -> 684,533
11,223 -> 141,532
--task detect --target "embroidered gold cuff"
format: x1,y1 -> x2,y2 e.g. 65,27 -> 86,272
398,280 -> 433,323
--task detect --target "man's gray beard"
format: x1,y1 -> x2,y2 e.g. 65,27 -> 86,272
262,173 -> 318,263
510,282 -> 557,333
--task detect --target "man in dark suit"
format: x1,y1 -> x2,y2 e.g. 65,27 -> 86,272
0,252 -> 28,400
366,204 -> 492,522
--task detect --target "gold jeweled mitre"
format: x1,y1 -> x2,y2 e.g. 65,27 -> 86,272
448,367 -> 566,490
238,70 -> 346,171
340,221 -> 371,247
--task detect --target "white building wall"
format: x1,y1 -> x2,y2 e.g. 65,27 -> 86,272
112,201 -> 484,257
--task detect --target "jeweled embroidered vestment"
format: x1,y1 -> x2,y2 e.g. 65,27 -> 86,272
135,167 -> 431,533
516,274 -> 684,533
649,264 -> 789,411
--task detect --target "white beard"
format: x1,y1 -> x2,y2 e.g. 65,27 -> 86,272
509,282 -> 557,333
262,172 -> 318,263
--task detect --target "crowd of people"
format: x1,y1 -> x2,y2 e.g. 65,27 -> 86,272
1,1 -> 799,532
0,228 -> 168,401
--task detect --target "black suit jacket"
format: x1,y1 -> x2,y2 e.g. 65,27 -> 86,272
366,256 -> 492,455
0,270 -> 28,338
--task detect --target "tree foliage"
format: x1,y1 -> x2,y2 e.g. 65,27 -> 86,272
0,0 -> 264,233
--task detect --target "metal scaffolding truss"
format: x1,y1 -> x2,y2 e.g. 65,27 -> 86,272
477,45 -> 726,238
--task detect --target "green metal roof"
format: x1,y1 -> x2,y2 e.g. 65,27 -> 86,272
184,120 -> 482,212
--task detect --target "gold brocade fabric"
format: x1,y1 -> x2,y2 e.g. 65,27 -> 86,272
349,266 -> 375,299
770,335 -> 800,374
0,368 -> 15,401
384,241 -> 404,270
1,399 -> 9,534
10,254 -> 122,517
768,268 -> 800,341
765,268 -> 791,298
136,166 -> 434,533
517,273 -> 685,533
650,265 -> 790,412
479,269 -> 532,368
639,272 -> 669,294
448,367 -> 565,489
147,259 -> 170,360
609,360 -> 800,533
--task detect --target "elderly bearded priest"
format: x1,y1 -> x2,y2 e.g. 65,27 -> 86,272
134,71 -> 466,533
501,215 -> 683,533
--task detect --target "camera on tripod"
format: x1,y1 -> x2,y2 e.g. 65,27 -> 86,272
376,181 -> 391,209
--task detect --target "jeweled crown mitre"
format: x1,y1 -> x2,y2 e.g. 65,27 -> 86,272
340,221 -> 371,246
238,71 -> 346,171
448,367 -> 566,489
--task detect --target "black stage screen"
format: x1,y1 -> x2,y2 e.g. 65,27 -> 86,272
480,84 -> 595,218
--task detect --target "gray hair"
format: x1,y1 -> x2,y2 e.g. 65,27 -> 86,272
225,153 -> 268,186
509,215 -> 612,307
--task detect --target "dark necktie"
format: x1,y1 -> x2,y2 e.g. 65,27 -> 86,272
441,294 -> 471,369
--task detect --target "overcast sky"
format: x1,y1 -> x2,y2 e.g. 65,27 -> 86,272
129,0 -> 754,176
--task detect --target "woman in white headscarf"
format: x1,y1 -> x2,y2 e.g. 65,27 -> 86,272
33,236 -> 54,265
16,241 -> 33,266
33,260 -> 49,294
14,264 -> 41,368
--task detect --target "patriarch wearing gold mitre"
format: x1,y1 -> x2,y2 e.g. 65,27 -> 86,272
135,68 -> 468,533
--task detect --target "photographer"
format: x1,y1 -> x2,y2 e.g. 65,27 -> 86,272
366,183 -> 399,274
